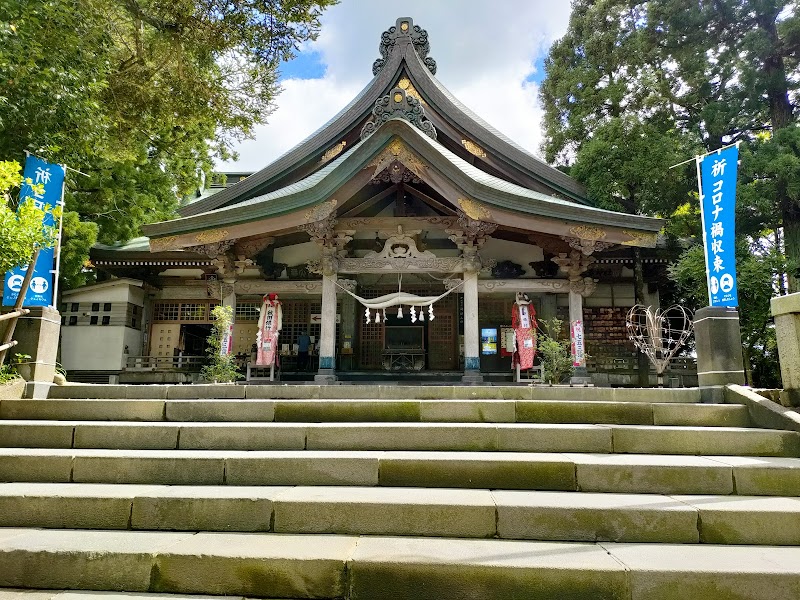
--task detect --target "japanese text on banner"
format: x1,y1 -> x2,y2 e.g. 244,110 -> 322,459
699,145 -> 739,307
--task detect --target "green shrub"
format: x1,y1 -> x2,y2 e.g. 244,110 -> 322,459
537,317 -> 574,384
201,305 -> 242,383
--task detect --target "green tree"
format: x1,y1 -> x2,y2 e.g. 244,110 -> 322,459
0,0 -> 336,285
541,0 -> 799,386
0,160 -> 58,276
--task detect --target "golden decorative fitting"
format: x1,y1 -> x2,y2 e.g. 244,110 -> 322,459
194,229 -> 230,244
461,139 -> 487,158
320,141 -> 346,164
621,230 -> 658,247
303,198 -> 338,222
388,139 -> 404,156
458,198 -> 493,221
368,138 -> 428,181
397,78 -> 425,104
400,21 -> 409,31
393,92 -> 403,103
149,236 -> 178,251
568,225 -> 606,241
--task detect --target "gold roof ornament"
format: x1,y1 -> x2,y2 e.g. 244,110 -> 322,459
319,141 -> 346,164
194,229 -> 230,244
461,139 -> 487,158
458,197 -> 493,221
568,225 -> 607,241
368,138 -> 428,182
149,236 -> 178,252
397,77 -> 426,105
303,198 -> 338,222
621,230 -> 658,247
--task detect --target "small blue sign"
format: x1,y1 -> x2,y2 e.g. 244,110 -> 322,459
3,156 -> 65,307
699,145 -> 739,307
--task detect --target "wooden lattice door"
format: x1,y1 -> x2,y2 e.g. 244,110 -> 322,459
428,296 -> 456,370
359,319 -> 384,369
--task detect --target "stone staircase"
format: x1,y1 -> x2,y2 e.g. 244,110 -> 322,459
0,383 -> 799,599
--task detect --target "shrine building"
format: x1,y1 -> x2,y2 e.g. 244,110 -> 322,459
61,17 -> 681,385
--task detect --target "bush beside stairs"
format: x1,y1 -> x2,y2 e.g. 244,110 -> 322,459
0,383 -> 799,599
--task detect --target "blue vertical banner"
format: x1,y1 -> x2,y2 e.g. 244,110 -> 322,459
2,155 -> 65,307
698,145 -> 739,307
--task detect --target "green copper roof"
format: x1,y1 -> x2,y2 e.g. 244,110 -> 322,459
144,119 -> 662,239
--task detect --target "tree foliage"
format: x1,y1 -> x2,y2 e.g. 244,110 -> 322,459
541,0 -> 800,386
0,0 -> 336,283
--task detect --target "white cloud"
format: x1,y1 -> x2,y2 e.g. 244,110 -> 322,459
220,1 -> 571,171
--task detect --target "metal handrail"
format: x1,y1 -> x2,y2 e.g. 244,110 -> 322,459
124,355 -> 206,371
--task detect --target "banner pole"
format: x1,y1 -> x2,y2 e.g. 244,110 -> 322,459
50,165 -> 67,310
695,154 -> 713,303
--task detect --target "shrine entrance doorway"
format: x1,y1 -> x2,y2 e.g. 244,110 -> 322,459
357,287 -> 458,371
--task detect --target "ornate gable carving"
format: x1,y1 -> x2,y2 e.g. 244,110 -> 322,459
367,138 -> 428,183
364,226 -> 436,260
361,88 -> 436,141
373,17 -> 437,76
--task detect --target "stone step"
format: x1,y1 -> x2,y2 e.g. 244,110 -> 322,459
1,420 -> 794,456
1,528 -> 799,599
45,383 -> 702,403
0,591 -> 260,600
2,448 -> 798,495
1,483 -> 798,545
0,398 -> 746,426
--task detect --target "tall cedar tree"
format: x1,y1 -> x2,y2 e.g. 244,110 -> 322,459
540,0 -> 799,386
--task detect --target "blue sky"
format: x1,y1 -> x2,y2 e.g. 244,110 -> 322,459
279,51 -> 327,81
223,1 -> 571,171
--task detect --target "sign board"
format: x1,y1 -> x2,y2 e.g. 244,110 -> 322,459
570,320 -> 585,367
310,313 -> 341,324
3,155 -> 64,307
698,145 -> 739,307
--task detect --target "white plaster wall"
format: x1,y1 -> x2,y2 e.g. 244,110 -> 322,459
123,326 -> 143,357
63,284 -> 141,304
274,242 -> 318,268
479,238 -> 544,274
158,269 -> 205,278
156,285 -> 211,300
61,326 -> 133,371
559,283 -> 637,308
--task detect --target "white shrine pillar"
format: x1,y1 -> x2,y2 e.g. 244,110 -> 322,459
568,287 -> 590,383
462,270 -> 482,384
315,273 -> 338,383
221,279 -> 236,315
553,249 -> 596,385
448,211 -> 495,385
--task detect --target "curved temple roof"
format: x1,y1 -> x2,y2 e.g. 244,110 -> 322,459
145,17 -> 663,250
144,117 -> 662,247
178,17 -> 592,219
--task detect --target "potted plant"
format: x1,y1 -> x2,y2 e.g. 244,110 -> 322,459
12,353 -> 32,381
